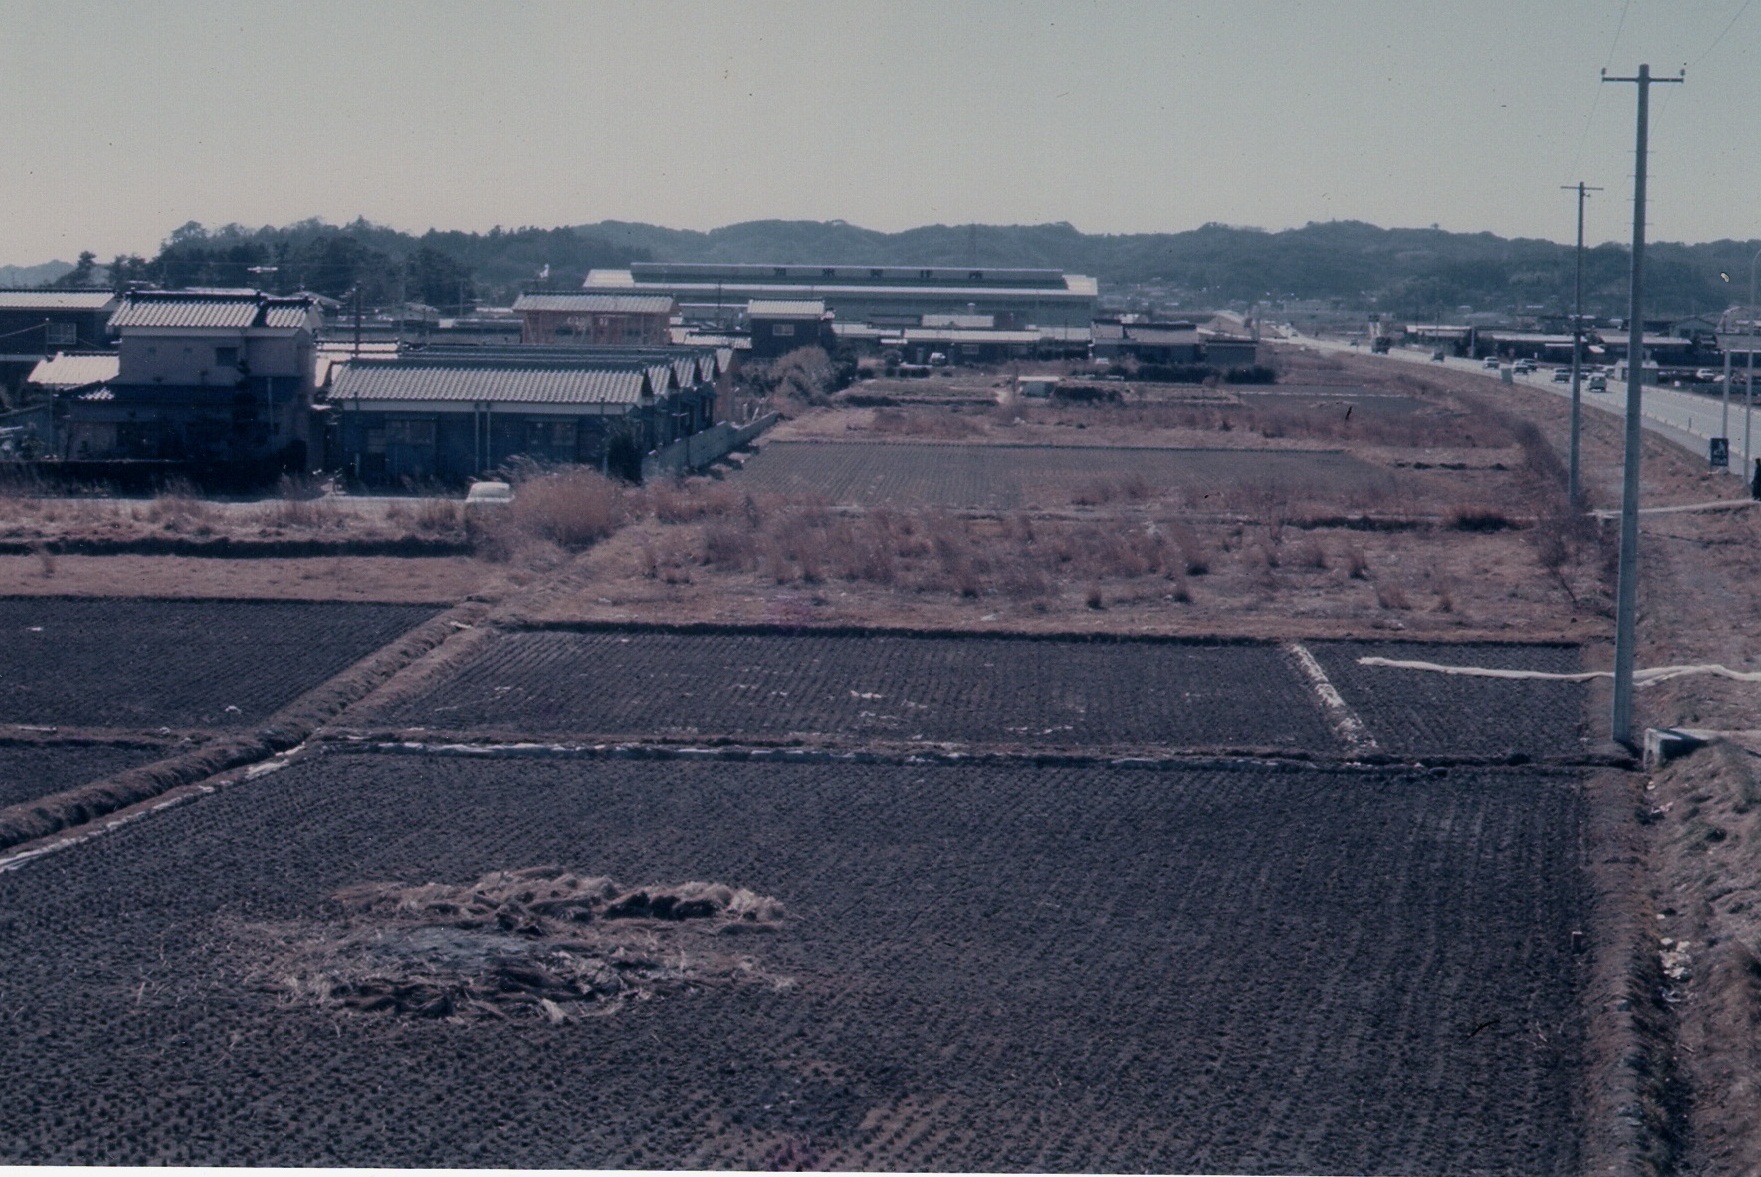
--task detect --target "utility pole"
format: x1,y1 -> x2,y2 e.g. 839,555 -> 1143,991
1747,246 -> 1761,485
1561,183 -> 1602,508
1603,63 -> 1683,748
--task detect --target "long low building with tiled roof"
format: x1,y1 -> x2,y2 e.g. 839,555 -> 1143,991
325,347 -> 719,483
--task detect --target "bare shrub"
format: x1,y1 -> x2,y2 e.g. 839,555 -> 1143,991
1296,538 -> 1329,569
650,480 -> 744,524
1345,545 -> 1370,580
702,520 -> 760,570
1162,521 -> 1211,575
1071,479 -> 1117,507
139,478 -> 216,532
1447,505 -> 1515,532
30,541 -> 54,578
1376,582 -> 1411,610
504,469 -> 628,547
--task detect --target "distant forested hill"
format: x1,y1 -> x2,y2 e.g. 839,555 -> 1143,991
0,261 -> 75,287
576,218 -> 1757,320
23,217 -> 1760,319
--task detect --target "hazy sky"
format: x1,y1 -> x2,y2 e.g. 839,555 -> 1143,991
3,0 -> 1757,265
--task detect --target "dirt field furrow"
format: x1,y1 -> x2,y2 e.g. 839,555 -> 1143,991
0,749 -> 1587,1172
0,598 -> 437,729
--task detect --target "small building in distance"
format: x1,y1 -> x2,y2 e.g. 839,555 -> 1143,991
1092,320 -> 1203,366
746,299 -> 834,358
0,289 -> 118,406
1201,335 -> 1261,371
513,293 -> 676,347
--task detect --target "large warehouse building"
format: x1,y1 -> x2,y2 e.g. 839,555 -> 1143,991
584,262 -> 1098,329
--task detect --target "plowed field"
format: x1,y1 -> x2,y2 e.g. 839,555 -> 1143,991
0,599 -> 437,729
0,743 -> 167,810
367,631 -> 1339,751
736,441 -> 1389,508
1310,640 -> 1588,758
0,750 -> 1587,1173
367,629 -> 1590,761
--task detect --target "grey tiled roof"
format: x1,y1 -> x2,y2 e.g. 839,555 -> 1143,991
0,290 -> 117,311
512,293 -> 676,315
747,299 -> 826,318
330,360 -> 654,406
109,292 -> 315,331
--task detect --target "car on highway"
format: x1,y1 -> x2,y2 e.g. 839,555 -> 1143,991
1431,349 -> 1447,362
1552,368 -> 1572,383
1588,374 -> 1608,392
1513,359 -> 1537,374
1483,357 -> 1500,369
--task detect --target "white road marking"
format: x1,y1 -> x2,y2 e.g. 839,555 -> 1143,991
1286,642 -> 1377,755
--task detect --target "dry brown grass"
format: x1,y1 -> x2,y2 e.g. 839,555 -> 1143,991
627,482 -> 1222,604
870,407 -> 985,439
384,498 -> 462,533
134,480 -> 218,534
497,469 -> 630,548
1021,396 -> 1494,450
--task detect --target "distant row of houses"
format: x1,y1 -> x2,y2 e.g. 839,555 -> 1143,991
7,289 -> 729,486
0,266 -> 1261,485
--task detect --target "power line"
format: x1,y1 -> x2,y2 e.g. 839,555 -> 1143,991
1604,0 -> 1634,70
1691,0 -> 1753,67
1570,0 -> 1638,178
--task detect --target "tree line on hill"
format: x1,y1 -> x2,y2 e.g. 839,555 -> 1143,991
32,217 -> 1761,320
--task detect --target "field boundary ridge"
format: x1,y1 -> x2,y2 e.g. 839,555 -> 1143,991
0,600 -> 486,853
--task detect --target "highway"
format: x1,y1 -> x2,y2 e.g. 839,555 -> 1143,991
1284,331 -> 1760,486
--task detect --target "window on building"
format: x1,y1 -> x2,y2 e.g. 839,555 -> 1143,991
968,271 -> 983,280
45,323 -> 76,346
385,418 -> 436,446
822,268 -> 836,277
773,267 -> 789,277
772,323 -> 796,337
920,270 -> 934,279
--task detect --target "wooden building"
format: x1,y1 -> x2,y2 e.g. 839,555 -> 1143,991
327,346 -> 720,485
513,293 -> 676,346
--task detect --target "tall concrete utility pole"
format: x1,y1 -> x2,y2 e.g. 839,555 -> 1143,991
1603,64 -> 1683,748
1561,182 -> 1602,508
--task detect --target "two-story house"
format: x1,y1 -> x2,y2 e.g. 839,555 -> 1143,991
58,289 -> 322,477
